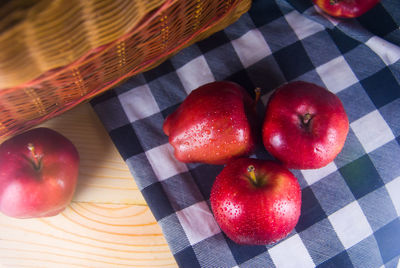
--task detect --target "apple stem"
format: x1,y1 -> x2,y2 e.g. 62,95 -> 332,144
253,87 -> 261,110
302,113 -> 312,125
330,0 -> 339,4
247,165 -> 257,185
27,143 -> 42,170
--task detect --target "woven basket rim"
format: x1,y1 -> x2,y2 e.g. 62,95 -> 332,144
0,0 -> 168,89
0,0 -> 252,143
1,0 -> 178,93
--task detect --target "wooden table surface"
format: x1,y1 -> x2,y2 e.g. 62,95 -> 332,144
0,103 -> 177,267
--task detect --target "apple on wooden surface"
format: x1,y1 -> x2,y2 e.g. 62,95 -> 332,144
313,0 -> 380,18
163,81 -> 259,165
210,158 -> 301,245
262,81 -> 349,170
0,127 -> 80,218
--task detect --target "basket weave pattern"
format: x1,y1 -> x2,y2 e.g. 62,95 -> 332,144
0,0 -> 251,141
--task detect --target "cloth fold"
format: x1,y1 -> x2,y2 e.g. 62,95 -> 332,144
91,0 -> 400,267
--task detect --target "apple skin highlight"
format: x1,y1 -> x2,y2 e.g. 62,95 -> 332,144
0,128 -> 79,218
163,81 -> 259,165
262,81 -> 349,169
211,158 -> 301,245
313,0 -> 380,18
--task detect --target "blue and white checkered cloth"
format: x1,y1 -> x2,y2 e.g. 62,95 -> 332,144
91,0 -> 400,267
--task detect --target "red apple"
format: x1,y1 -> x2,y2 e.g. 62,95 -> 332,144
210,158 -> 301,245
0,128 -> 80,218
313,0 -> 380,18
262,81 -> 349,169
163,81 -> 259,165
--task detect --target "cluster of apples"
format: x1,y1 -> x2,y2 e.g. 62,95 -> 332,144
164,81 -> 349,245
0,0 -> 375,224
0,0 -> 376,224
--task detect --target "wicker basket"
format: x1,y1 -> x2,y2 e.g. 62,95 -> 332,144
0,0 -> 251,141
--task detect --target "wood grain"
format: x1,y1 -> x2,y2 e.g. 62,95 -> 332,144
0,203 -> 177,268
0,103 -> 177,267
39,103 -> 146,205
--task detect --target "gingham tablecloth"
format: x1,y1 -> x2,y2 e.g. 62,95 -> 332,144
91,0 -> 400,267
